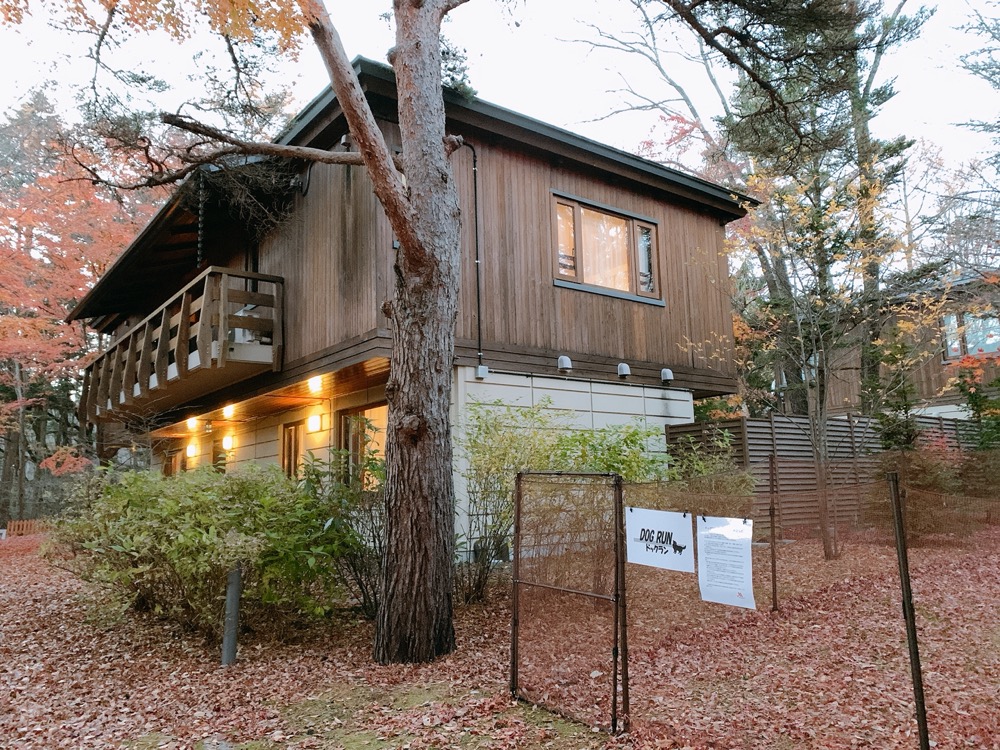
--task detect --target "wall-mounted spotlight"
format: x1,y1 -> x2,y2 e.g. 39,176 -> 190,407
306,414 -> 322,433
557,355 -> 573,374
222,435 -> 234,452
186,417 -> 199,431
617,362 -> 631,379
222,404 -> 235,419
186,442 -> 197,458
660,368 -> 675,384
307,376 -> 323,394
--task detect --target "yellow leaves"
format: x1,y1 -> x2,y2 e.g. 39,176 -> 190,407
2,0 -> 308,52
0,0 -> 28,23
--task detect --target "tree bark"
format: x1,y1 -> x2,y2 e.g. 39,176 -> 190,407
298,0 -> 459,662
373,0 -> 459,664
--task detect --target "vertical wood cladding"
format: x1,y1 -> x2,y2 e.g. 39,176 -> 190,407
258,130 -> 734,380
257,162 -> 389,364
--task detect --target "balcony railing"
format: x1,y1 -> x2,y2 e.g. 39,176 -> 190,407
81,266 -> 283,423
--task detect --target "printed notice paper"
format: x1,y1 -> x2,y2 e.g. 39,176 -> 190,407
625,507 -> 694,573
697,516 -> 756,609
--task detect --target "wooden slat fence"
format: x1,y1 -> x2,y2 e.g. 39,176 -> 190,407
5,519 -> 50,537
666,413 -> 980,531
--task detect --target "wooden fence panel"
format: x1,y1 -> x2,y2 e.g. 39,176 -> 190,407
666,413 -> 975,530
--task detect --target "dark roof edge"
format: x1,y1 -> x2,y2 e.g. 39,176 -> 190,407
66,192 -> 184,323
278,57 -> 755,218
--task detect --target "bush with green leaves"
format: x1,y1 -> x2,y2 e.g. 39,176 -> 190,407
454,401 -> 704,603
665,431 -> 756,495
298,419 -> 385,620
454,400 -> 567,603
552,421 -> 669,482
53,464 -> 353,637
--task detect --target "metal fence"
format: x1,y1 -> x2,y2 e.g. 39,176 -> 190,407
511,471 -> 1000,735
510,472 -> 628,733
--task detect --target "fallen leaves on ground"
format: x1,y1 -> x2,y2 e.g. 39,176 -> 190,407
0,529 -> 998,749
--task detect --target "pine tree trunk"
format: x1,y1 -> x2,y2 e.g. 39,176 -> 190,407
299,0 -> 460,661
373,0 -> 459,664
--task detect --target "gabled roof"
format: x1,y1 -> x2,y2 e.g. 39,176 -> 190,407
69,57 -> 751,326
281,57 -> 751,220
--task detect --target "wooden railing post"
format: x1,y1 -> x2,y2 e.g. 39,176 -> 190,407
176,290 -> 191,376
218,274 -> 229,367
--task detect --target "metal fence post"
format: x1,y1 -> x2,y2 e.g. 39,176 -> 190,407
887,472 -> 930,750
510,472 -> 523,698
769,453 -> 779,612
221,564 -> 242,666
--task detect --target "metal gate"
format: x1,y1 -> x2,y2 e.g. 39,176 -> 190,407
510,472 -> 629,733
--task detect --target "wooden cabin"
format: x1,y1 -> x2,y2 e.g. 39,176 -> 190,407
69,58 -> 746,495
819,269 -> 1000,419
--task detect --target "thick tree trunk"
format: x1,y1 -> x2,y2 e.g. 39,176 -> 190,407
374,1 -> 459,664
300,0 -> 460,662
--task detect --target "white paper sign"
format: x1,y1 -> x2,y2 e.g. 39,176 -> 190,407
697,516 -> 756,609
625,507 -> 694,572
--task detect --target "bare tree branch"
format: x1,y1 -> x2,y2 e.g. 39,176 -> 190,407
160,113 -> 404,169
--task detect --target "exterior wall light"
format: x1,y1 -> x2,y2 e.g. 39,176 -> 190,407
186,442 -> 197,458
617,362 -> 631,379
660,368 -> 674,384
222,404 -> 235,419
307,376 -> 323,394
557,355 -> 573,374
222,435 -> 234,452
186,417 -> 199,431
306,414 -> 322,433
475,364 -> 489,380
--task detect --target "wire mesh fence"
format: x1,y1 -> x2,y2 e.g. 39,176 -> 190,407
511,469 -> 1000,738
511,472 -> 626,732
864,484 -> 1000,538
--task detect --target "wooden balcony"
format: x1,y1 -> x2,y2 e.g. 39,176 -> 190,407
80,267 -> 283,423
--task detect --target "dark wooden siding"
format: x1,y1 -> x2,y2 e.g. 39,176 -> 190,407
455,138 -> 734,384
257,122 -> 735,391
257,162 -> 389,366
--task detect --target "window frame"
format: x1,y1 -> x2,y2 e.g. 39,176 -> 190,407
280,420 -> 306,479
942,311 -> 1000,360
339,401 -> 388,487
551,192 -> 662,303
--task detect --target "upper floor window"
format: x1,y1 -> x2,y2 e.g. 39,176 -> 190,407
553,196 -> 659,299
944,312 -> 1000,359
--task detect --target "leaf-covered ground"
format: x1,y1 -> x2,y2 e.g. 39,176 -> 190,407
1,530 -> 998,749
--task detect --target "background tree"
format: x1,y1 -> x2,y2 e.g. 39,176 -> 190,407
0,92 -> 157,526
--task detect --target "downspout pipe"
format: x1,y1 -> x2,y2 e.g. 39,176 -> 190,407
462,142 -> 484,367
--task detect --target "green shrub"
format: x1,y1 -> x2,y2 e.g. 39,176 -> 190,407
454,402 -> 723,604
665,432 -> 756,496
298,422 -> 385,620
454,400 -> 567,604
552,422 -> 668,482
53,464 -> 353,637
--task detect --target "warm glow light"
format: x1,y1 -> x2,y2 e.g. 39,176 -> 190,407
222,435 -> 234,451
307,376 -> 323,394
306,414 -> 322,433
222,404 -> 235,419
186,417 -> 198,431
186,442 -> 197,458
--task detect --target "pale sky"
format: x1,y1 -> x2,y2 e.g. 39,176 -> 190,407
0,1 -> 996,168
